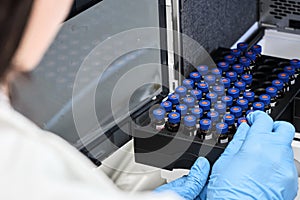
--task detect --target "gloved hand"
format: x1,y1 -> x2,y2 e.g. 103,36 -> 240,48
154,157 -> 210,200
207,111 -> 298,200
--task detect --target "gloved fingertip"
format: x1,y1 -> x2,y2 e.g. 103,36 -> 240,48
232,122 -> 250,141
237,122 -> 250,132
246,111 -> 274,133
273,121 -> 295,133
188,157 -> 210,180
195,157 -> 210,171
273,121 -> 295,144
246,111 -> 272,125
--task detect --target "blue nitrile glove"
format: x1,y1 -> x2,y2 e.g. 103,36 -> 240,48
155,157 -> 210,200
194,184 -> 208,200
206,111 -> 298,200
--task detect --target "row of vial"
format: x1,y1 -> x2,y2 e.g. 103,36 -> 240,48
152,106 -> 247,144
222,42 -> 299,78
170,64 -> 296,116
151,42 -> 300,144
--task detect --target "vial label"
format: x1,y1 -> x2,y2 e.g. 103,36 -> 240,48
287,87 -> 290,92
270,102 -> 276,107
291,80 -> 295,85
266,109 -> 271,115
190,130 -> 197,137
196,124 -> 200,129
220,138 -> 229,144
206,133 -> 213,140
156,124 -> 165,131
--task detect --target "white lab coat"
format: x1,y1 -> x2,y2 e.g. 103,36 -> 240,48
0,92 -> 181,200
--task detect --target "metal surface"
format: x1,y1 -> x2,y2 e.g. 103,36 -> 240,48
171,0 -> 183,85
260,0 -> 300,33
258,29 -> 300,59
165,0 -> 179,93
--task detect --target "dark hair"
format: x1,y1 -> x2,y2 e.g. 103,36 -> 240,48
0,0 -> 34,80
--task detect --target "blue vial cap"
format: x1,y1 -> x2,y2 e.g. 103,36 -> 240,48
237,117 -> 248,127
175,86 -> 187,97
190,89 -> 202,100
234,81 -> 246,91
197,65 -> 209,75
184,115 -> 197,127
284,66 -> 296,76
278,73 -> 289,83
272,79 -> 284,90
251,44 -> 262,54
228,88 -> 240,99
245,51 -> 257,61
230,106 -> 243,118
191,108 -> 203,119
231,48 -> 242,57
176,104 -> 188,116
241,74 -> 253,84
226,71 -> 238,82
190,72 -> 202,83
153,108 -> 166,121
240,57 -> 251,67
182,79 -> 194,90
206,92 -> 218,103
246,110 -> 254,115
220,77 -> 231,88
207,111 -> 219,122
237,42 -> 248,52
259,94 -> 271,105
266,87 -> 278,98
217,61 -> 230,72
211,68 -> 222,78
160,101 -> 173,112
199,100 -> 211,111
290,59 -> 300,69
253,102 -> 265,111
224,55 -> 235,64
213,85 -> 225,96
168,112 -> 181,124
183,96 -> 196,108
223,114 -> 235,126
197,82 -> 209,93
216,122 -> 229,135
232,64 -> 244,74
243,91 -> 255,102
221,96 -> 233,107
200,119 -> 211,131
204,74 -> 216,85
214,103 -> 226,114
236,99 -> 249,110
168,93 -> 180,105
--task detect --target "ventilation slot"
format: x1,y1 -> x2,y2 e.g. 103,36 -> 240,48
269,0 -> 300,20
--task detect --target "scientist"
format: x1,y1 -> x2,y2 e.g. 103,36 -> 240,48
0,0 -> 297,199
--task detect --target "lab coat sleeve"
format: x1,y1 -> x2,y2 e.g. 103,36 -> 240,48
0,115 -> 182,200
